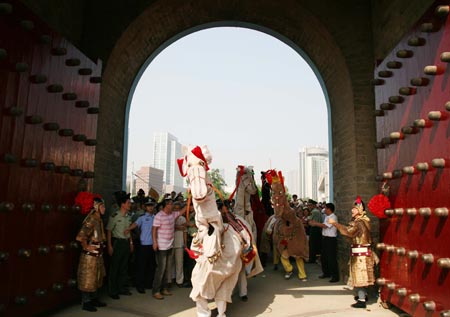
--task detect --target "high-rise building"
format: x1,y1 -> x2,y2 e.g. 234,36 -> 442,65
285,170 -> 300,197
134,166 -> 164,197
298,146 -> 329,202
317,170 -> 329,203
151,132 -> 185,193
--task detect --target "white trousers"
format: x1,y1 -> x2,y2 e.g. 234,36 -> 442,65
237,267 -> 247,297
174,247 -> 184,284
196,298 -> 227,317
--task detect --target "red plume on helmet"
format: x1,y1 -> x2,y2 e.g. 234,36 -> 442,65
354,195 -> 366,213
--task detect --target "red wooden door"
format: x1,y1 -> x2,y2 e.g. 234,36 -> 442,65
0,1 -> 102,315
374,1 -> 450,316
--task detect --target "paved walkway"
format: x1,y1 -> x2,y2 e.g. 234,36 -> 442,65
53,262 -> 407,317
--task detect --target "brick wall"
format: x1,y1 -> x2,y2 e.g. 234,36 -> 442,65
371,0 -> 434,60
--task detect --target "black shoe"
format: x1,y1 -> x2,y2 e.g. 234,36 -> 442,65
119,290 -> 132,295
273,264 -> 278,271
82,302 -> 98,312
240,295 -> 248,302
109,294 -> 120,300
351,300 -> 367,309
91,299 -> 107,307
176,283 -> 183,288
354,295 -> 369,302
318,274 -> 330,279
137,288 -> 146,294
329,278 -> 339,283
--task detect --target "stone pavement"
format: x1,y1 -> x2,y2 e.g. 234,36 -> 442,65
53,262 -> 407,317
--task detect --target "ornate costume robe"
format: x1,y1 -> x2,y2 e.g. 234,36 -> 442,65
76,211 -> 106,292
335,214 -> 378,287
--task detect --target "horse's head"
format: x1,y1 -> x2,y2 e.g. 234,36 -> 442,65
264,169 -> 287,217
237,165 -> 257,195
178,145 -> 213,202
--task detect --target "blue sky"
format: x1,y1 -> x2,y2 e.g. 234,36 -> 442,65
127,27 -> 328,188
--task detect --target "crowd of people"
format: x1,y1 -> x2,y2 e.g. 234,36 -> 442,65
75,190 -> 193,311
75,188 -> 377,312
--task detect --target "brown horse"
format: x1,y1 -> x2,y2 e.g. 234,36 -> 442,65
264,169 -> 309,280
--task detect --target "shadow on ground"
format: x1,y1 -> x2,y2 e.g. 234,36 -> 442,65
52,261 -> 408,317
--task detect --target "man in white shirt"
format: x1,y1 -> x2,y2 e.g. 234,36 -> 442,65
309,203 -> 339,283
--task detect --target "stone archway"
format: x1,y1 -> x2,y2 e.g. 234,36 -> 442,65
94,0 -> 378,266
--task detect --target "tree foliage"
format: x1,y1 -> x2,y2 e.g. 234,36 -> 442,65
208,168 -> 227,199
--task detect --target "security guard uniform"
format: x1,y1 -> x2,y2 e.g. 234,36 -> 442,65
107,211 -> 132,297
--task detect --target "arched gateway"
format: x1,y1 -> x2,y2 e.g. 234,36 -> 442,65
97,0 -> 376,225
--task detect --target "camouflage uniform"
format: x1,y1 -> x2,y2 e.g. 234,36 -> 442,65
107,211 -> 132,296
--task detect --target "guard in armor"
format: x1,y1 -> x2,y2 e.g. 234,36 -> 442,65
328,196 -> 379,309
76,197 -> 107,312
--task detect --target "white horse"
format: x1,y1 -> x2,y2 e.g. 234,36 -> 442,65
178,145 -> 259,317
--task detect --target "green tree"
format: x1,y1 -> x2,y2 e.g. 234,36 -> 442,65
208,168 -> 227,199
284,186 -> 291,201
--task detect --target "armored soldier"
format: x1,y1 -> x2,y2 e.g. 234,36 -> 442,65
328,196 -> 379,309
76,197 -> 107,312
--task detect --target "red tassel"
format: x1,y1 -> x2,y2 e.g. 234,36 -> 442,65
238,165 -> 245,177
185,247 -> 199,259
368,194 -> 390,219
266,174 -> 273,184
265,169 -> 277,184
242,248 -> 256,264
177,157 -> 187,177
278,171 -> 285,193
